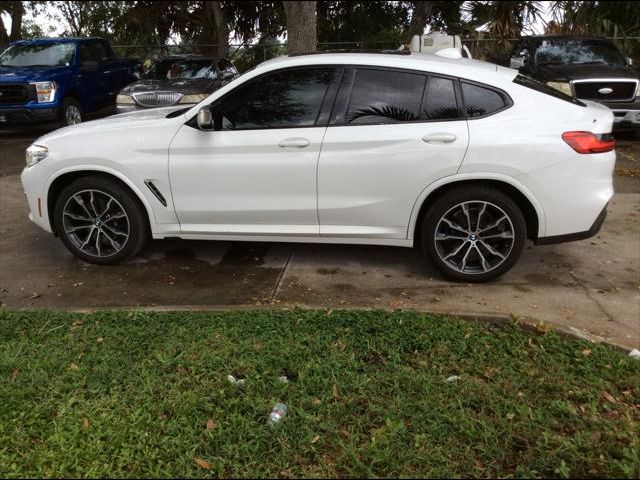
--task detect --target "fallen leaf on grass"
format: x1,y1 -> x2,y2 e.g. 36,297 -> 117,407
193,457 -> 212,469
68,363 -> 79,370
311,435 -> 320,444
332,383 -> 340,400
581,349 -> 592,356
81,418 -> 89,431
96,337 -> 104,344
10,368 -> 19,382
206,419 -> 216,430
536,321 -> 553,333
312,398 -> 322,405
603,391 -> 617,403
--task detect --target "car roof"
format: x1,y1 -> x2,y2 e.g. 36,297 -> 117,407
11,37 -> 106,44
255,52 -> 517,84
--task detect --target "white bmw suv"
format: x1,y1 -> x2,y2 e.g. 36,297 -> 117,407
21,52 -> 615,282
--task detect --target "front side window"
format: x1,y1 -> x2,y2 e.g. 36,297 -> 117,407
217,68 -> 335,130
0,43 -> 75,67
461,82 -> 508,118
346,69 -> 426,125
423,76 -> 459,120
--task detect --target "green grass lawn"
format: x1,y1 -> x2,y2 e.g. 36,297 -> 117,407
1,309 -> 638,478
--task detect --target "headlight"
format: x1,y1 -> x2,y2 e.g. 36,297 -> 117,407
30,81 -> 57,103
546,81 -> 572,97
179,93 -> 208,104
26,145 -> 48,167
116,94 -> 135,104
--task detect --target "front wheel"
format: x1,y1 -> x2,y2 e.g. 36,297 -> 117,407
421,186 -> 527,282
53,177 -> 149,265
59,97 -> 83,127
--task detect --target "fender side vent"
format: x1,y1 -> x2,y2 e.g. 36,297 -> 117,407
144,180 -> 167,207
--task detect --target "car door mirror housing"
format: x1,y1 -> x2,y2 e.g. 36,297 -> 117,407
197,107 -> 214,131
509,52 -> 528,70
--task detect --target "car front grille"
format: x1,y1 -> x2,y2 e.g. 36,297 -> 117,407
0,83 -> 34,105
572,79 -> 638,102
132,91 -> 183,107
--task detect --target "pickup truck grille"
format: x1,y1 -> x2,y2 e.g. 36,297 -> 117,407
0,84 -> 34,105
132,91 -> 183,107
572,79 -> 638,102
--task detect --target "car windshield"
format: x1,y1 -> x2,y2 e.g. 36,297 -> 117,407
534,39 -> 625,67
0,43 -> 76,67
144,59 -> 218,80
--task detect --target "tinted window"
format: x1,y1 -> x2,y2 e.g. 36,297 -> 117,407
90,42 -> 112,63
346,69 -> 426,125
79,44 -> 98,63
423,76 -> 459,120
461,82 -> 507,117
218,68 -> 334,130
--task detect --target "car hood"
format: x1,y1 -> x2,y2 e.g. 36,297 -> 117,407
0,65 -> 70,83
120,77 -> 222,95
34,105 -> 188,144
535,63 -> 639,82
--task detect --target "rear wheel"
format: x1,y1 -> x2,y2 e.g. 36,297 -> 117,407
53,177 -> 149,264
421,186 -> 527,282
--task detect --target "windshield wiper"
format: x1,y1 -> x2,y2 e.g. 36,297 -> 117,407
536,60 -> 564,66
572,60 -> 607,65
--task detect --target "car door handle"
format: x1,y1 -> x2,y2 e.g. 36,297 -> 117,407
278,138 -> 310,148
422,133 -> 457,143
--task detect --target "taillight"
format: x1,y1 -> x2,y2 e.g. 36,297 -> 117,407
562,131 -> 616,154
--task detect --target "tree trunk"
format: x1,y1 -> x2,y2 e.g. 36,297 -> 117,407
283,1 -> 317,55
212,1 -> 229,58
406,1 -> 433,44
9,1 -> 23,41
0,20 -> 9,46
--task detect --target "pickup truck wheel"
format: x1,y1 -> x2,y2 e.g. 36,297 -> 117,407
53,177 -> 149,265
59,98 -> 83,126
421,186 -> 526,282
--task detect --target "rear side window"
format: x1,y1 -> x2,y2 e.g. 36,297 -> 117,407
217,67 -> 335,130
461,82 -> 509,118
423,76 -> 459,120
346,69 -> 426,125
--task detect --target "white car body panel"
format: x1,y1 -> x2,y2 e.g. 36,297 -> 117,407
21,52 -> 614,250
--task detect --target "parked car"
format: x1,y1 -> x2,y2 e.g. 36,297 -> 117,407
21,52 -> 615,281
509,35 -> 639,131
0,37 -> 141,127
116,56 -> 238,112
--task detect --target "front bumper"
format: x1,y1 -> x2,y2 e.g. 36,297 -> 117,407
599,99 -> 640,130
0,107 -> 58,126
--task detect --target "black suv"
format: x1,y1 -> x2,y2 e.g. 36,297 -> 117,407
509,36 -> 639,131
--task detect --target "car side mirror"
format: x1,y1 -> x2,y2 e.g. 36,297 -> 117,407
197,107 -> 214,131
80,60 -> 98,72
625,57 -> 633,66
222,70 -> 235,80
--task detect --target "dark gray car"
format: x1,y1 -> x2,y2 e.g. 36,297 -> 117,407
116,56 -> 238,112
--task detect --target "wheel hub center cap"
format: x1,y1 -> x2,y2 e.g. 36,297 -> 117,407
469,233 -> 477,241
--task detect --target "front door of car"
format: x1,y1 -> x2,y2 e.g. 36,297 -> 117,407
168,66 -> 340,237
77,42 -> 113,111
318,68 -> 469,239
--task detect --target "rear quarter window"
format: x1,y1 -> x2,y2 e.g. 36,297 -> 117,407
461,82 -> 511,118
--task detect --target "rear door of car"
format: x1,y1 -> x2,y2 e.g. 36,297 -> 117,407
317,67 -> 469,240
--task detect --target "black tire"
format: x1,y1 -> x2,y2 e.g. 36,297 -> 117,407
53,176 -> 149,265
59,97 -> 84,127
420,186 -> 527,282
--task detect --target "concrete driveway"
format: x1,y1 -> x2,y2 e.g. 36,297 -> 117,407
1,127 -> 639,349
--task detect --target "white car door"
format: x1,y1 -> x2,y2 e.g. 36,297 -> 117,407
168,67 -> 340,237
318,68 -> 469,239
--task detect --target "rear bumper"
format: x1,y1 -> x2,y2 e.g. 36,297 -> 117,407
535,204 -> 607,245
0,107 -> 58,126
